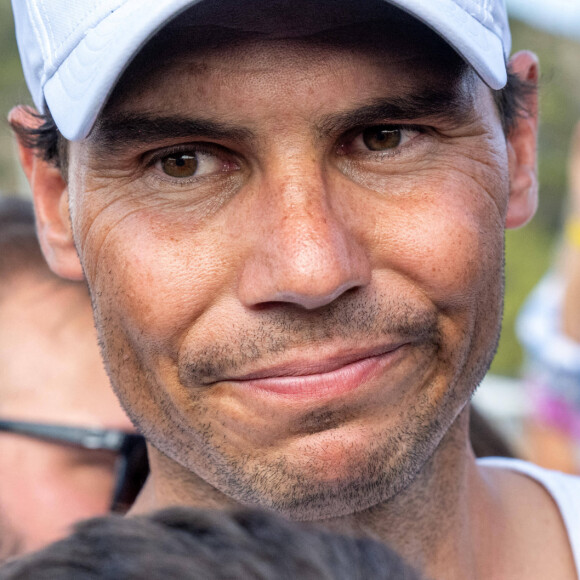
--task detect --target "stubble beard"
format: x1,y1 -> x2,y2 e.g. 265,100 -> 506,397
173,288 -> 501,520
94,277 -> 502,521
193,390 -> 457,521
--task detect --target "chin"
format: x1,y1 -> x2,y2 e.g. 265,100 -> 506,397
209,407 -> 449,521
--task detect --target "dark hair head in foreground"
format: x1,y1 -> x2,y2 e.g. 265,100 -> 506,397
0,506 -> 423,580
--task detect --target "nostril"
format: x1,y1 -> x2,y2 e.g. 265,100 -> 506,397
259,280 -> 365,311
250,287 -> 359,310
251,301 -> 288,311
342,285 -> 359,297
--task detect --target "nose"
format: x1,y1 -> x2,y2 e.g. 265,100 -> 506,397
237,164 -> 371,310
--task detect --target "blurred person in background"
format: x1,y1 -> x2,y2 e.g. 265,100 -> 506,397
518,121 -> 580,475
0,197 -> 146,561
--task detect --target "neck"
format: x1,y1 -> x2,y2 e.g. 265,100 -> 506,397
131,408 -> 501,579
320,409 -> 501,579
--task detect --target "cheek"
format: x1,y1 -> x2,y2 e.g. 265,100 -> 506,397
78,201 -> 235,352
366,170 -> 506,311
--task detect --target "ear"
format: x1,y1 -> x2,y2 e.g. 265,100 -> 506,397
9,106 -> 84,280
505,51 -> 540,229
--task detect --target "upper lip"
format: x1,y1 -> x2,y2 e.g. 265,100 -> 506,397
221,342 -> 407,382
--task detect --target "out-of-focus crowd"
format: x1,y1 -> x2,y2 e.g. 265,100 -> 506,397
517,122 -> 580,475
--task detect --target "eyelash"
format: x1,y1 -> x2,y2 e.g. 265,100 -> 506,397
146,144 -> 219,167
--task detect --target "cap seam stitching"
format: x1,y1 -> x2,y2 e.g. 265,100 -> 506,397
459,0 -> 493,31
27,0 -> 50,71
38,0 -> 56,62
43,2 -> 125,83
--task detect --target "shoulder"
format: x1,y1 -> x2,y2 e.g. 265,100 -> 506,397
478,457 -> 580,506
478,457 -> 580,572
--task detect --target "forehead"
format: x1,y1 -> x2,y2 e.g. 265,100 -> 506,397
102,3 -> 470,118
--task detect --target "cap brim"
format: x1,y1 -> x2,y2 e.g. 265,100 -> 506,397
44,0 -> 201,141
387,0 -> 507,89
43,0 -> 507,141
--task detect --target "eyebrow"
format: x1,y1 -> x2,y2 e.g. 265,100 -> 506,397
90,114 -> 254,154
90,84 -> 476,153
317,86 -> 477,136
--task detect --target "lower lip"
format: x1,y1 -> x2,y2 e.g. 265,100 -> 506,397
228,348 -> 404,400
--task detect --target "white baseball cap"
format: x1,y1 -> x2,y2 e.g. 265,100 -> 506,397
12,0 -> 511,141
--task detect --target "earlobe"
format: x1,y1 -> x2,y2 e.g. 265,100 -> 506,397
505,51 -> 540,229
9,106 -> 84,281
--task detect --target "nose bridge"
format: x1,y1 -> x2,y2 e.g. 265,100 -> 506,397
238,154 -> 371,310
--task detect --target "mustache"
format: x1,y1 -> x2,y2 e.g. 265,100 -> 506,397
179,293 -> 440,385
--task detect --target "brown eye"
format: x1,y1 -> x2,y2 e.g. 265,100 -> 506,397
161,153 -> 198,177
362,127 -> 402,151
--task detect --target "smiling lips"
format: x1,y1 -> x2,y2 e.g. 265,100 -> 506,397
223,344 -> 407,399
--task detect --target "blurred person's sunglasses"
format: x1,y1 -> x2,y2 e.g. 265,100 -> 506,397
0,419 -> 148,512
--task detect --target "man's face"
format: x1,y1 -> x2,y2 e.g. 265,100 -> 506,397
0,277 -> 134,558
65,25 -> 513,519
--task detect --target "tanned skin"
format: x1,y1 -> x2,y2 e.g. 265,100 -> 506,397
12,18 -> 576,580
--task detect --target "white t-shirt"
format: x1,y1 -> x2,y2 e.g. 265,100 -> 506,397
478,457 -> 580,576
